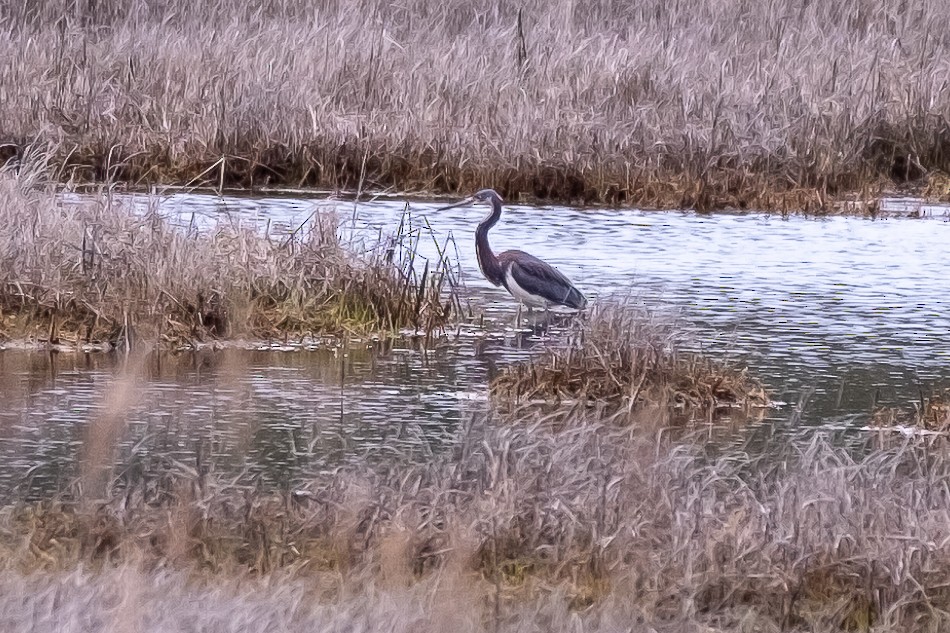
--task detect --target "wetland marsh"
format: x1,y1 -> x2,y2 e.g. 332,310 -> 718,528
5,0 -> 950,630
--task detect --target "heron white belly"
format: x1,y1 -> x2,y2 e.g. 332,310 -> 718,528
504,268 -> 548,308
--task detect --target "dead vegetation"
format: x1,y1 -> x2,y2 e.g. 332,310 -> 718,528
0,168 -> 456,346
2,0 -> 950,210
491,301 -> 768,417
4,410 -> 950,631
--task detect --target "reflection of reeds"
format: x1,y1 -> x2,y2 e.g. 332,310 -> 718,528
491,301 -> 768,417
7,414 -> 950,630
3,0 -> 950,210
0,173 -> 455,346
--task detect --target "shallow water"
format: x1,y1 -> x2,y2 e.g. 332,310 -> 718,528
2,192 -> 950,496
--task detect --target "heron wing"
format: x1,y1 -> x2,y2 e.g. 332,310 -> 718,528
499,250 -> 587,309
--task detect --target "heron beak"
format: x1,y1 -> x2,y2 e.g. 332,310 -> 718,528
435,196 -> 476,211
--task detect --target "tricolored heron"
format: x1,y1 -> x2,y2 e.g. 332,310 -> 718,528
437,189 -> 587,311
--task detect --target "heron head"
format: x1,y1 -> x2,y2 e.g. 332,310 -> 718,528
436,188 -> 503,212
472,189 -> 503,206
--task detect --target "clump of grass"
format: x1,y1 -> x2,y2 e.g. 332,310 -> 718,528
491,301 -> 768,416
872,387 -> 950,432
6,412 -> 950,631
3,0 -> 950,210
0,169 -> 455,347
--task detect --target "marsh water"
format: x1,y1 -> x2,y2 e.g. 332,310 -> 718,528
2,192 -> 949,497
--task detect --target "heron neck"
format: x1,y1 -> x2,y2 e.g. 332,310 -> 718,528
475,200 -> 505,286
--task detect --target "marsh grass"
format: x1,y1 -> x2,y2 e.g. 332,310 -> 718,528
0,169 -> 456,346
4,0 -> 950,210
491,301 -> 768,418
6,410 -> 950,631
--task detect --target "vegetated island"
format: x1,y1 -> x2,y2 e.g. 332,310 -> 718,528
0,170 -> 454,348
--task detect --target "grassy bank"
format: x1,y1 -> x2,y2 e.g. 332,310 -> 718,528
4,410 -> 950,631
3,0 -> 950,210
0,169 -> 455,346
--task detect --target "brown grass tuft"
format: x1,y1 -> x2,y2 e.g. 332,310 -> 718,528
872,387 -> 950,432
490,301 -> 769,417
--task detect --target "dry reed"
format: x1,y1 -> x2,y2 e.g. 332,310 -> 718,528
3,0 -> 950,210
